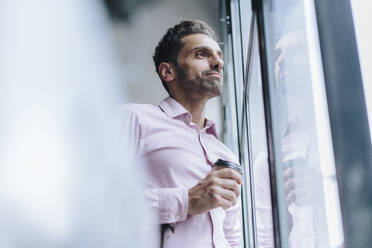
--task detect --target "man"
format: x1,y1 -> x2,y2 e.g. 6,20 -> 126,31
121,20 -> 242,247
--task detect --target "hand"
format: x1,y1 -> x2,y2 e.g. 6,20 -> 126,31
187,168 -> 242,215
283,165 -> 322,207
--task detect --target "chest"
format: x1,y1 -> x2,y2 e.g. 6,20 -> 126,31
140,119 -> 237,188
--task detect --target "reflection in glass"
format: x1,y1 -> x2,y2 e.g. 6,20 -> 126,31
253,0 -> 344,247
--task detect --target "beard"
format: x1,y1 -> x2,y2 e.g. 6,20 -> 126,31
175,65 -> 222,98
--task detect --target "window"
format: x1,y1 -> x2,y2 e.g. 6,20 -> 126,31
221,0 -> 371,247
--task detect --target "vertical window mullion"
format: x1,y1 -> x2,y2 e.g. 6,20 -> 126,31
314,0 -> 372,247
253,0 -> 289,247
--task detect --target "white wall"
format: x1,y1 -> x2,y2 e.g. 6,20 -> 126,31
110,0 -> 224,135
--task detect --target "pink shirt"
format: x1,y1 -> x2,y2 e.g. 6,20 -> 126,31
120,97 -> 242,248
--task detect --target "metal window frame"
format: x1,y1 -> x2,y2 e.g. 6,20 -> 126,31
221,1 -> 252,247
251,0 -> 287,246
314,0 -> 372,247
223,0 -> 261,247
222,0 -> 372,247
226,1 -> 255,247
224,0 -> 288,247
241,13 -> 259,248
251,0 -> 372,247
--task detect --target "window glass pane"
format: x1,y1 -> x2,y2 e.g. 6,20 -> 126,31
246,20 -> 273,247
222,28 -> 240,156
230,0 -> 245,129
257,0 -> 344,247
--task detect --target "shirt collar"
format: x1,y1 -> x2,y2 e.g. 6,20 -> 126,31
205,118 -> 218,138
159,97 -> 190,119
159,97 -> 218,138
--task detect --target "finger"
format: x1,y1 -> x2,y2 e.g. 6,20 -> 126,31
219,187 -> 238,204
214,168 -> 242,184
284,175 -> 318,193
283,166 -> 294,181
218,178 -> 241,198
284,177 -> 296,194
285,189 -> 295,205
208,176 -> 240,198
208,185 -> 236,208
285,186 -> 313,206
283,166 -> 322,182
215,193 -> 234,209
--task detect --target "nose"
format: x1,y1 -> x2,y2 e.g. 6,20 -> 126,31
211,55 -> 224,71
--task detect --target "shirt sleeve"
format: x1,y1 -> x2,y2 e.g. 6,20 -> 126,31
223,198 -> 243,248
145,187 -> 189,224
254,150 -> 275,248
118,104 -> 189,225
118,104 -> 143,157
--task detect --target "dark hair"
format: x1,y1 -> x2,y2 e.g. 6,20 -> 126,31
153,20 -> 218,93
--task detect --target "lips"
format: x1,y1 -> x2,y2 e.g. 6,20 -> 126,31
205,72 -> 222,78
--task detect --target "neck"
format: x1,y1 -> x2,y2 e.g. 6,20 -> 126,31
170,93 -> 208,130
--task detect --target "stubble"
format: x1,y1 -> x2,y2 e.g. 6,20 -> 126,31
175,65 -> 222,99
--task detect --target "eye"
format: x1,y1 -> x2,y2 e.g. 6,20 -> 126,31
195,50 -> 206,58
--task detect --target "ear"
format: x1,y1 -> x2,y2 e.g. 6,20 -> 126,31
158,62 -> 176,83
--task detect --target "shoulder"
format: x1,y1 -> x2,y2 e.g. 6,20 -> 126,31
118,103 -> 157,114
118,103 -> 162,119
117,102 -> 166,127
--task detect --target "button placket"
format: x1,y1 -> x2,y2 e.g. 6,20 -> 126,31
198,131 -> 213,166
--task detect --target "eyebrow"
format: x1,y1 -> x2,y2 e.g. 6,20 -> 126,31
190,46 -> 223,58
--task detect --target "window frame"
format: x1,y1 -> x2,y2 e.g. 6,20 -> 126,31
222,0 -> 372,247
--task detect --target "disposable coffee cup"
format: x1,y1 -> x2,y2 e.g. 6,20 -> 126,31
213,159 -> 242,174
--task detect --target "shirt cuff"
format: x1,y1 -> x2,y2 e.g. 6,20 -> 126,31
158,187 -> 188,224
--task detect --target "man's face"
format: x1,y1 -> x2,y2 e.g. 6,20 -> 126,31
174,33 -> 224,98
274,30 -> 309,96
